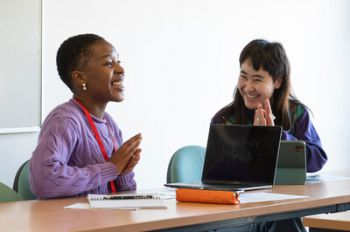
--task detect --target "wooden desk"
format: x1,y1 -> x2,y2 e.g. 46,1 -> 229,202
1,179 -> 350,232
302,170 -> 350,232
304,211 -> 350,232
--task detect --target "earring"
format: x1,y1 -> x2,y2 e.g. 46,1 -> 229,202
82,83 -> 87,91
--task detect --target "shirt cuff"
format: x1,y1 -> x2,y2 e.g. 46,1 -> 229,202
99,162 -> 118,184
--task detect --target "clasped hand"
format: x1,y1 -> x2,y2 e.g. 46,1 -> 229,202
109,133 -> 142,175
254,99 -> 275,126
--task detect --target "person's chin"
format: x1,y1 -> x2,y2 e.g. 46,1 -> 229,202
244,100 -> 258,110
115,98 -> 124,102
111,94 -> 124,102
116,96 -> 124,102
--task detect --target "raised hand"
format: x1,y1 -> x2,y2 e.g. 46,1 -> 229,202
254,99 -> 275,126
264,99 -> 275,126
254,103 -> 267,126
109,133 -> 142,175
121,148 -> 141,175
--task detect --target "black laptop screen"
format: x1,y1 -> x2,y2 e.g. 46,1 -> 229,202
202,125 -> 282,185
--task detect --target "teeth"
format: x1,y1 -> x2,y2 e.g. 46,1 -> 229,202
112,81 -> 122,86
246,93 -> 257,99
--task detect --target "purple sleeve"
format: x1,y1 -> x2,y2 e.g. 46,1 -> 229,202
281,111 -> 327,172
116,172 -> 136,191
30,118 -> 118,199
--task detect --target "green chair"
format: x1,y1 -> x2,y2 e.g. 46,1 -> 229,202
0,181 -> 23,202
13,160 -> 36,200
166,145 -> 206,183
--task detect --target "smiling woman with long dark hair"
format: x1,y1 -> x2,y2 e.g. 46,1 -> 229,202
211,39 -> 328,232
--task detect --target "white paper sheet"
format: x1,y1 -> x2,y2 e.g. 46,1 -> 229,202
239,192 -> 307,203
64,203 -> 91,209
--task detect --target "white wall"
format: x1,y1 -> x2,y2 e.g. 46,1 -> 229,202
1,0 -> 348,189
0,132 -> 38,187
40,0 -> 350,189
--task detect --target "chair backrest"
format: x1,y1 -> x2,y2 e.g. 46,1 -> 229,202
0,181 -> 23,202
13,160 -> 36,200
166,145 -> 206,183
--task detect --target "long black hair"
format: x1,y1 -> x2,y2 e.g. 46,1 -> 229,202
213,39 -> 305,130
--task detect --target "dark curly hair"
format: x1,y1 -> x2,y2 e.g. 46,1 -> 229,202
56,33 -> 105,90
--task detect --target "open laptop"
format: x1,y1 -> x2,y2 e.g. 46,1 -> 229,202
165,124 -> 282,191
274,140 -> 306,185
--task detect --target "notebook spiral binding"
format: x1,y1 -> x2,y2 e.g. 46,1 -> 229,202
90,194 -> 161,201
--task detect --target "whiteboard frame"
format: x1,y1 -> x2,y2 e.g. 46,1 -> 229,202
0,127 -> 40,134
0,0 -> 42,133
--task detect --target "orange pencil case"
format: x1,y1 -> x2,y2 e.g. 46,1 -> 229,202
176,188 -> 240,205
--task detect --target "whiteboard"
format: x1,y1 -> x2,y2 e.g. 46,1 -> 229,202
0,0 -> 41,133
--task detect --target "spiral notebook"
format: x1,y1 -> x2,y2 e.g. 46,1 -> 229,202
87,194 -> 167,209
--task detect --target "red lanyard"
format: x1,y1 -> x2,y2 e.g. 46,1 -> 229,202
74,98 -> 117,193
